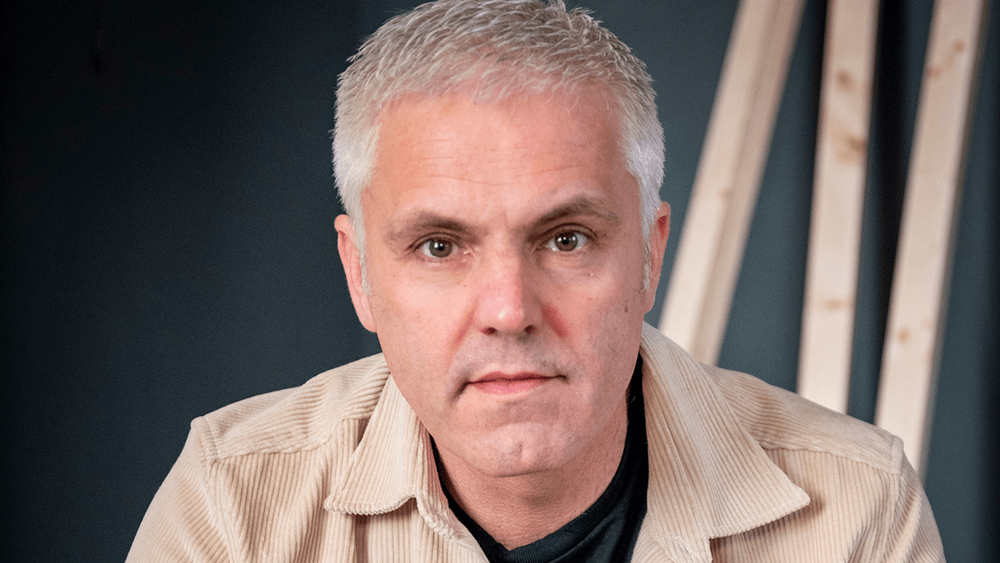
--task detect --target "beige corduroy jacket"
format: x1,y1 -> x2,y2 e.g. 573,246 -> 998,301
127,323 -> 945,562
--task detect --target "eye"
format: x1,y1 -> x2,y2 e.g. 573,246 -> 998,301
546,231 -> 589,252
418,238 -> 454,258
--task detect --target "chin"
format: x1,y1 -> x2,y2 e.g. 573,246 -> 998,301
474,427 -> 579,477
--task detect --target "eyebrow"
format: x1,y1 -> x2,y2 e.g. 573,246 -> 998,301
533,197 -> 622,230
384,195 -> 622,248
384,213 -> 477,248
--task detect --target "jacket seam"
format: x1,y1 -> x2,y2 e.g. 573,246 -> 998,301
195,423 -> 236,563
874,436 -> 905,561
755,441 -> 903,476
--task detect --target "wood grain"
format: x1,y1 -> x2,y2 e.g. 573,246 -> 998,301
797,0 -> 879,413
875,0 -> 988,476
659,0 -> 806,364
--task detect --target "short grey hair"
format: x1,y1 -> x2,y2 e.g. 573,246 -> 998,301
333,0 -> 663,287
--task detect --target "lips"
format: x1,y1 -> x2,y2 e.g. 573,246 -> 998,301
467,372 -> 554,395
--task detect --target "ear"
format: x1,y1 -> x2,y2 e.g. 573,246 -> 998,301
643,201 -> 671,312
336,214 -> 377,332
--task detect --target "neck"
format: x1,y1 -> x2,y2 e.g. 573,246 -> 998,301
436,400 -> 629,549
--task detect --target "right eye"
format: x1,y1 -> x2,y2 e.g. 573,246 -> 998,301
418,238 -> 454,258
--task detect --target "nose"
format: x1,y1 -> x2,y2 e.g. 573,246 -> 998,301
473,251 -> 541,336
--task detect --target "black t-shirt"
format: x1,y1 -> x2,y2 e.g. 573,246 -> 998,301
439,359 -> 649,563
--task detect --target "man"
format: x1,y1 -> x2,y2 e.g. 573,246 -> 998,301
128,1 -> 945,561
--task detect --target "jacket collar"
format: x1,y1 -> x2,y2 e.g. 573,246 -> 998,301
636,323 -> 809,560
324,367 -> 477,546
323,323 -> 809,556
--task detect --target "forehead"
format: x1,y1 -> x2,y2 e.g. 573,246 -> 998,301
368,89 -> 629,201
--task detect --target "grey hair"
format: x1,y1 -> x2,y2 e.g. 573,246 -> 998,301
333,0 -> 663,289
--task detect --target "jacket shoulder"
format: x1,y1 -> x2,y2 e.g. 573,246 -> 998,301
705,364 -> 904,476
191,353 -> 391,461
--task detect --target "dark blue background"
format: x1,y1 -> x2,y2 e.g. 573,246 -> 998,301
3,1 -> 996,560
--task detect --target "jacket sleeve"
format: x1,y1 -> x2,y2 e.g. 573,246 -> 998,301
126,422 -> 231,563
879,451 -> 946,563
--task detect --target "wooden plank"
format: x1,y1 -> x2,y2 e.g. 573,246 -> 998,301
797,0 -> 879,413
659,0 -> 805,363
875,0 -> 988,476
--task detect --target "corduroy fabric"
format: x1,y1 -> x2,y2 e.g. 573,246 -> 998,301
127,323 -> 944,562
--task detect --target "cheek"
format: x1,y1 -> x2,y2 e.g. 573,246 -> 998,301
368,281 -> 465,404
549,266 -> 644,326
373,282 -> 470,357
571,272 -> 646,363
373,298 -> 444,374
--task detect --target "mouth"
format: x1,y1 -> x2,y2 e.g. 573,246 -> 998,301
467,372 -> 556,396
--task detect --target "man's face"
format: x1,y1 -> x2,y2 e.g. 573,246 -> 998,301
337,88 -> 669,481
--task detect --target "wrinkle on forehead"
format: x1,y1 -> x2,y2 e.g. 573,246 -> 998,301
371,89 -> 623,185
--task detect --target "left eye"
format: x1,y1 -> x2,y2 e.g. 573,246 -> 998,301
546,231 -> 589,252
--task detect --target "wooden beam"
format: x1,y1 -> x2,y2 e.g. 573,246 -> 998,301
659,0 -> 805,363
797,0 -> 880,413
875,0 -> 988,476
